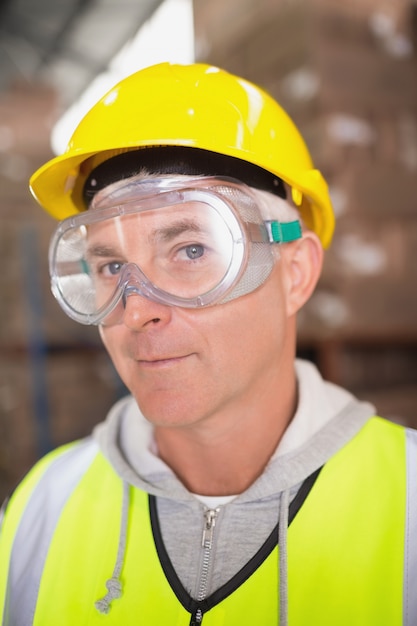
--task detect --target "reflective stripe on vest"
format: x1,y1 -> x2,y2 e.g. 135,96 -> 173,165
405,428 -> 417,624
0,417 -> 416,625
0,439 -> 99,626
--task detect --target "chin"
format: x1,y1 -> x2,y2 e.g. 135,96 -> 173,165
132,390 -> 203,428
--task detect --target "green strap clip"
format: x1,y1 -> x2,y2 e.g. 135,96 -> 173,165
265,220 -> 302,243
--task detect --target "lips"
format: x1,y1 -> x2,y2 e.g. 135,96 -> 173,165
136,353 -> 194,366
124,335 -> 196,365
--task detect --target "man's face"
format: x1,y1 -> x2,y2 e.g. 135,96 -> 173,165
99,251 -> 296,431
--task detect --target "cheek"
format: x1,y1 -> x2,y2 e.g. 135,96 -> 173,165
98,325 -> 110,353
98,326 -> 124,368
206,278 -> 289,361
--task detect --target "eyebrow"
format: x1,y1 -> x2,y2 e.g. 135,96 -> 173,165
150,218 -> 204,242
85,218 -> 205,258
86,244 -> 122,258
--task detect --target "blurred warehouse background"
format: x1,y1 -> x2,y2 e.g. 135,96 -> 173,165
0,0 -> 417,499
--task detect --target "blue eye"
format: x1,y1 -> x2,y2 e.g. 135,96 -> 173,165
106,261 -> 124,275
185,244 -> 205,260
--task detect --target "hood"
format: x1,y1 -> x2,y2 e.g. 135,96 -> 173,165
93,358 -> 376,502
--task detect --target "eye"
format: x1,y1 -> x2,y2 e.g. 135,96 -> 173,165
183,244 -> 205,260
100,261 -> 124,277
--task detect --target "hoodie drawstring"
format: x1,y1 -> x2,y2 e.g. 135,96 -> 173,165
95,481 -> 291,622
278,488 -> 290,626
95,481 -> 130,614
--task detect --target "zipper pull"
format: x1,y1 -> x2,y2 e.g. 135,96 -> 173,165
190,608 -> 203,625
201,508 -> 220,548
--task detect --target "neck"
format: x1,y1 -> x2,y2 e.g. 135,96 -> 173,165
154,369 -> 297,496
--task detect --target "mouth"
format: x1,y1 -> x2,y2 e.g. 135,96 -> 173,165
137,354 -> 193,368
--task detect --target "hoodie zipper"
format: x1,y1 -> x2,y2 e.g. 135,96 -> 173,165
190,608 -> 203,625
150,471 -> 323,626
190,507 -> 220,625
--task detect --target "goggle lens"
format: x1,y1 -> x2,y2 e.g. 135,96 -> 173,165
49,178 -> 302,325
52,199 -> 243,322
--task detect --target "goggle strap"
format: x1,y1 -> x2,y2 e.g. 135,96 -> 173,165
265,220 -> 302,244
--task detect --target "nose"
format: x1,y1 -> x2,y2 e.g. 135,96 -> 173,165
110,263 -> 172,330
122,289 -> 173,330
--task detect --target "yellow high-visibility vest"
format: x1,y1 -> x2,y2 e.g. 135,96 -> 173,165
0,417 -> 416,625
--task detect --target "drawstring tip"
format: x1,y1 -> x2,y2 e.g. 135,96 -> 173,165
95,577 -> 123,614
95,599 -> 111,614
95,482 -> 129,615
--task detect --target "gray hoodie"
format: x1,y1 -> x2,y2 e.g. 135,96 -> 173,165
93,358 -> 375,622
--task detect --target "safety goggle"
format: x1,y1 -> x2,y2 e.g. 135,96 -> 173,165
49,176 -> 302,325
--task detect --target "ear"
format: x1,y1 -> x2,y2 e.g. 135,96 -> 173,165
282,230 -> 324,317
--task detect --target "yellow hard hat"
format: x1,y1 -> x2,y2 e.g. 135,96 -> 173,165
30,62 -> 334,247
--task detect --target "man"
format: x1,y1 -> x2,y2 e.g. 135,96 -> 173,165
0,63 -> 415,626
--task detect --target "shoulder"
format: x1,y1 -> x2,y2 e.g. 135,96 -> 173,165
1,438 -> 99,533
359,415 -> 414,444
330,416 -> 416,483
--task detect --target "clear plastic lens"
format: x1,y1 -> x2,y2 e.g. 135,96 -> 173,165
90,205 -> 234,296
49,178 -> 275,325
53,227 -> 96,315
